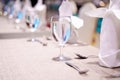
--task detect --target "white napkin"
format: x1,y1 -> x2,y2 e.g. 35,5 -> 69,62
22,0 -> 31,12
35,0 -> 43,7
20,0 -> 31,19
86,0 -> 120,68
59,0 -> 83,29
59,0 -> 83,43
59,0 -> 72,17
34,0 -> 45,11
34,0 -> 47,27
71,16 -> 84,29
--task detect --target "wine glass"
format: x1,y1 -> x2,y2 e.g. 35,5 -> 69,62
25,13 -> 40,42
51,16 -> 71,61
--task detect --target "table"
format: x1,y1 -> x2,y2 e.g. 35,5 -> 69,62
0,16 -> 120,80
0,38 -> 120,80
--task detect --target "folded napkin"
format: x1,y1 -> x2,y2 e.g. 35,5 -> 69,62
34,0 -> 47,27
35,0 -> 43,7
86,0 -> 120,68
59,0 -> 83,43
34,0 -> 46,13
22,0 -> 31,13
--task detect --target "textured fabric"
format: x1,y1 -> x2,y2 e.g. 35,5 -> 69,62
86,0 -> 120,68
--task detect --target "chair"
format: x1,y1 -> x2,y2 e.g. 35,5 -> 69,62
78,2 -> 98,45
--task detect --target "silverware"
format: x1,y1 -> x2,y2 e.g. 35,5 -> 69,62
105,72 -> 120,78
65,62 -> 89,74
27,39 -> 47,46
35,39 -> 47,46
75,53 -> 98,59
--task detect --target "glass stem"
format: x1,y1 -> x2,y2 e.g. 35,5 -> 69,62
30,32 -> 34,39
59,45 -> 63,57
30,31 -> 36,41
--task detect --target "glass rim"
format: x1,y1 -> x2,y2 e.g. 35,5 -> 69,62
50,15 -> 71,22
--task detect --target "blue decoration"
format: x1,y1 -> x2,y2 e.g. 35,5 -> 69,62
64,28 -> 70,43
33,18 -> 40,29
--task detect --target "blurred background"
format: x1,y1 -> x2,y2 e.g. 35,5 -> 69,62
0,0 -> 110,48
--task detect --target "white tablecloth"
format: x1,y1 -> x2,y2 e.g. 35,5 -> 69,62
0,38 -> 119,80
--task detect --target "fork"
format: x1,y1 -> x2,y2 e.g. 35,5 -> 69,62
65,62 -> 89,74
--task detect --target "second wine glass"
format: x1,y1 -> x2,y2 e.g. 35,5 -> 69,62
25,13 -> 40,42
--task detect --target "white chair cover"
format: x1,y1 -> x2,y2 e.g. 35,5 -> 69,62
86,0 -> 120,68
78,2 -> 97,44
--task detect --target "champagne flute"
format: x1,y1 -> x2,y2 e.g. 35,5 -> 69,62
51,16 -> 71,61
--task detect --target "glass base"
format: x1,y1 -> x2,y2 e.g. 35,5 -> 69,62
52,56 -> 71,61
27,38 -> 37,42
